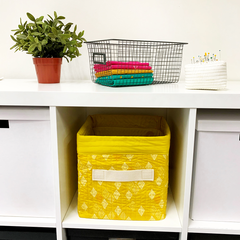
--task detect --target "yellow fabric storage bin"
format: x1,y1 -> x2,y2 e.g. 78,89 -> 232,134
77,114 -> 170,221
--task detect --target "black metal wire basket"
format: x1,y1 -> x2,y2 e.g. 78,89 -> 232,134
85,39 -> 187,87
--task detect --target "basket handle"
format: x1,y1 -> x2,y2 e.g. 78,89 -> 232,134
93,53 -> 106,65
92,169 -> 154,182
0,120 -> 9,128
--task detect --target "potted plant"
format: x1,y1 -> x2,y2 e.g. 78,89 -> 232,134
10,11 -> 86,83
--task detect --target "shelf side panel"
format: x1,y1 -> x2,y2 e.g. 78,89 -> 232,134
56,107 -> 87,221
167,108 -> 197,240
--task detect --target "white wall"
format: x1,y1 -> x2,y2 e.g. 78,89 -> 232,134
1,0 -> 240,81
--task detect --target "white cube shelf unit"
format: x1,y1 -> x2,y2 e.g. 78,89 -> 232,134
0,79 -> 240,240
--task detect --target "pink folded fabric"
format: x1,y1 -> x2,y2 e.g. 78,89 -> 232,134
106,61 -> 150,66
94,61 -> 152,73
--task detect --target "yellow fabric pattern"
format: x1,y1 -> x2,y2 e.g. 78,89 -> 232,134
77,115 -> 170,221
95,69 -> 153,78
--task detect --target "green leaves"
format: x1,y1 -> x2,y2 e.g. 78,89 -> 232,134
10,11 -> 86,61
37,16 -> 44,22
51,27 -> 58,35
78,30 -> 84,38
17,34 -> 27,40
27,13 -> 35,21
42,39 -> 48,45
64,22 -> 73,31
31,32 -> 42,36
28,44 -> 37,53
28,36 -> 35,42
36,21 -> 44,25
59,34 -> 71,39
10,35 -> 17,42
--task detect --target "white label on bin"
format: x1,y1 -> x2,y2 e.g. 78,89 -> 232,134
92,169 -> 154,182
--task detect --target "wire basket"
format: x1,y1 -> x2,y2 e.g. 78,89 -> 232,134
85,39 -> 187,87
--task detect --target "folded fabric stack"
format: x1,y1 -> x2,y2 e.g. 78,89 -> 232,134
94,61 -> 154,87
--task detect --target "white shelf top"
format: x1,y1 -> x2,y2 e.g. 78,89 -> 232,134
188,219 -> 240,235
0,216 -> 56,228
0,79 -> 240,108
62,189 -> 181,232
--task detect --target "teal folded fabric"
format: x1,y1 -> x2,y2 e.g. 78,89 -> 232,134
96,73 -> 153,81
96,77 -> 154,87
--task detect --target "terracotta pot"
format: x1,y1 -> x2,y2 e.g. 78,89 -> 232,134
33,58 -> 62,84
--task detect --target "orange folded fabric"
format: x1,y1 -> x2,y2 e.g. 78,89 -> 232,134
95,69 -> 153,78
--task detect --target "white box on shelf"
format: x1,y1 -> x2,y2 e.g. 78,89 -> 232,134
190,109 -> 240,222
0,107 -> 55,218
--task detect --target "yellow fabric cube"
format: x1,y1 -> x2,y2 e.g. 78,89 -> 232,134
77,115 -> 170,221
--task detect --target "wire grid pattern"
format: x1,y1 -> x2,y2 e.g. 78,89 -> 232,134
86,39 -> 187,84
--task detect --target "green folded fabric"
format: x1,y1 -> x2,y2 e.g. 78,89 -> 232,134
96,77 -> 154,87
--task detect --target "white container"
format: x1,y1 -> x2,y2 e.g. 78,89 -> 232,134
0,107 -> 55,218
190,109 -> 240,222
